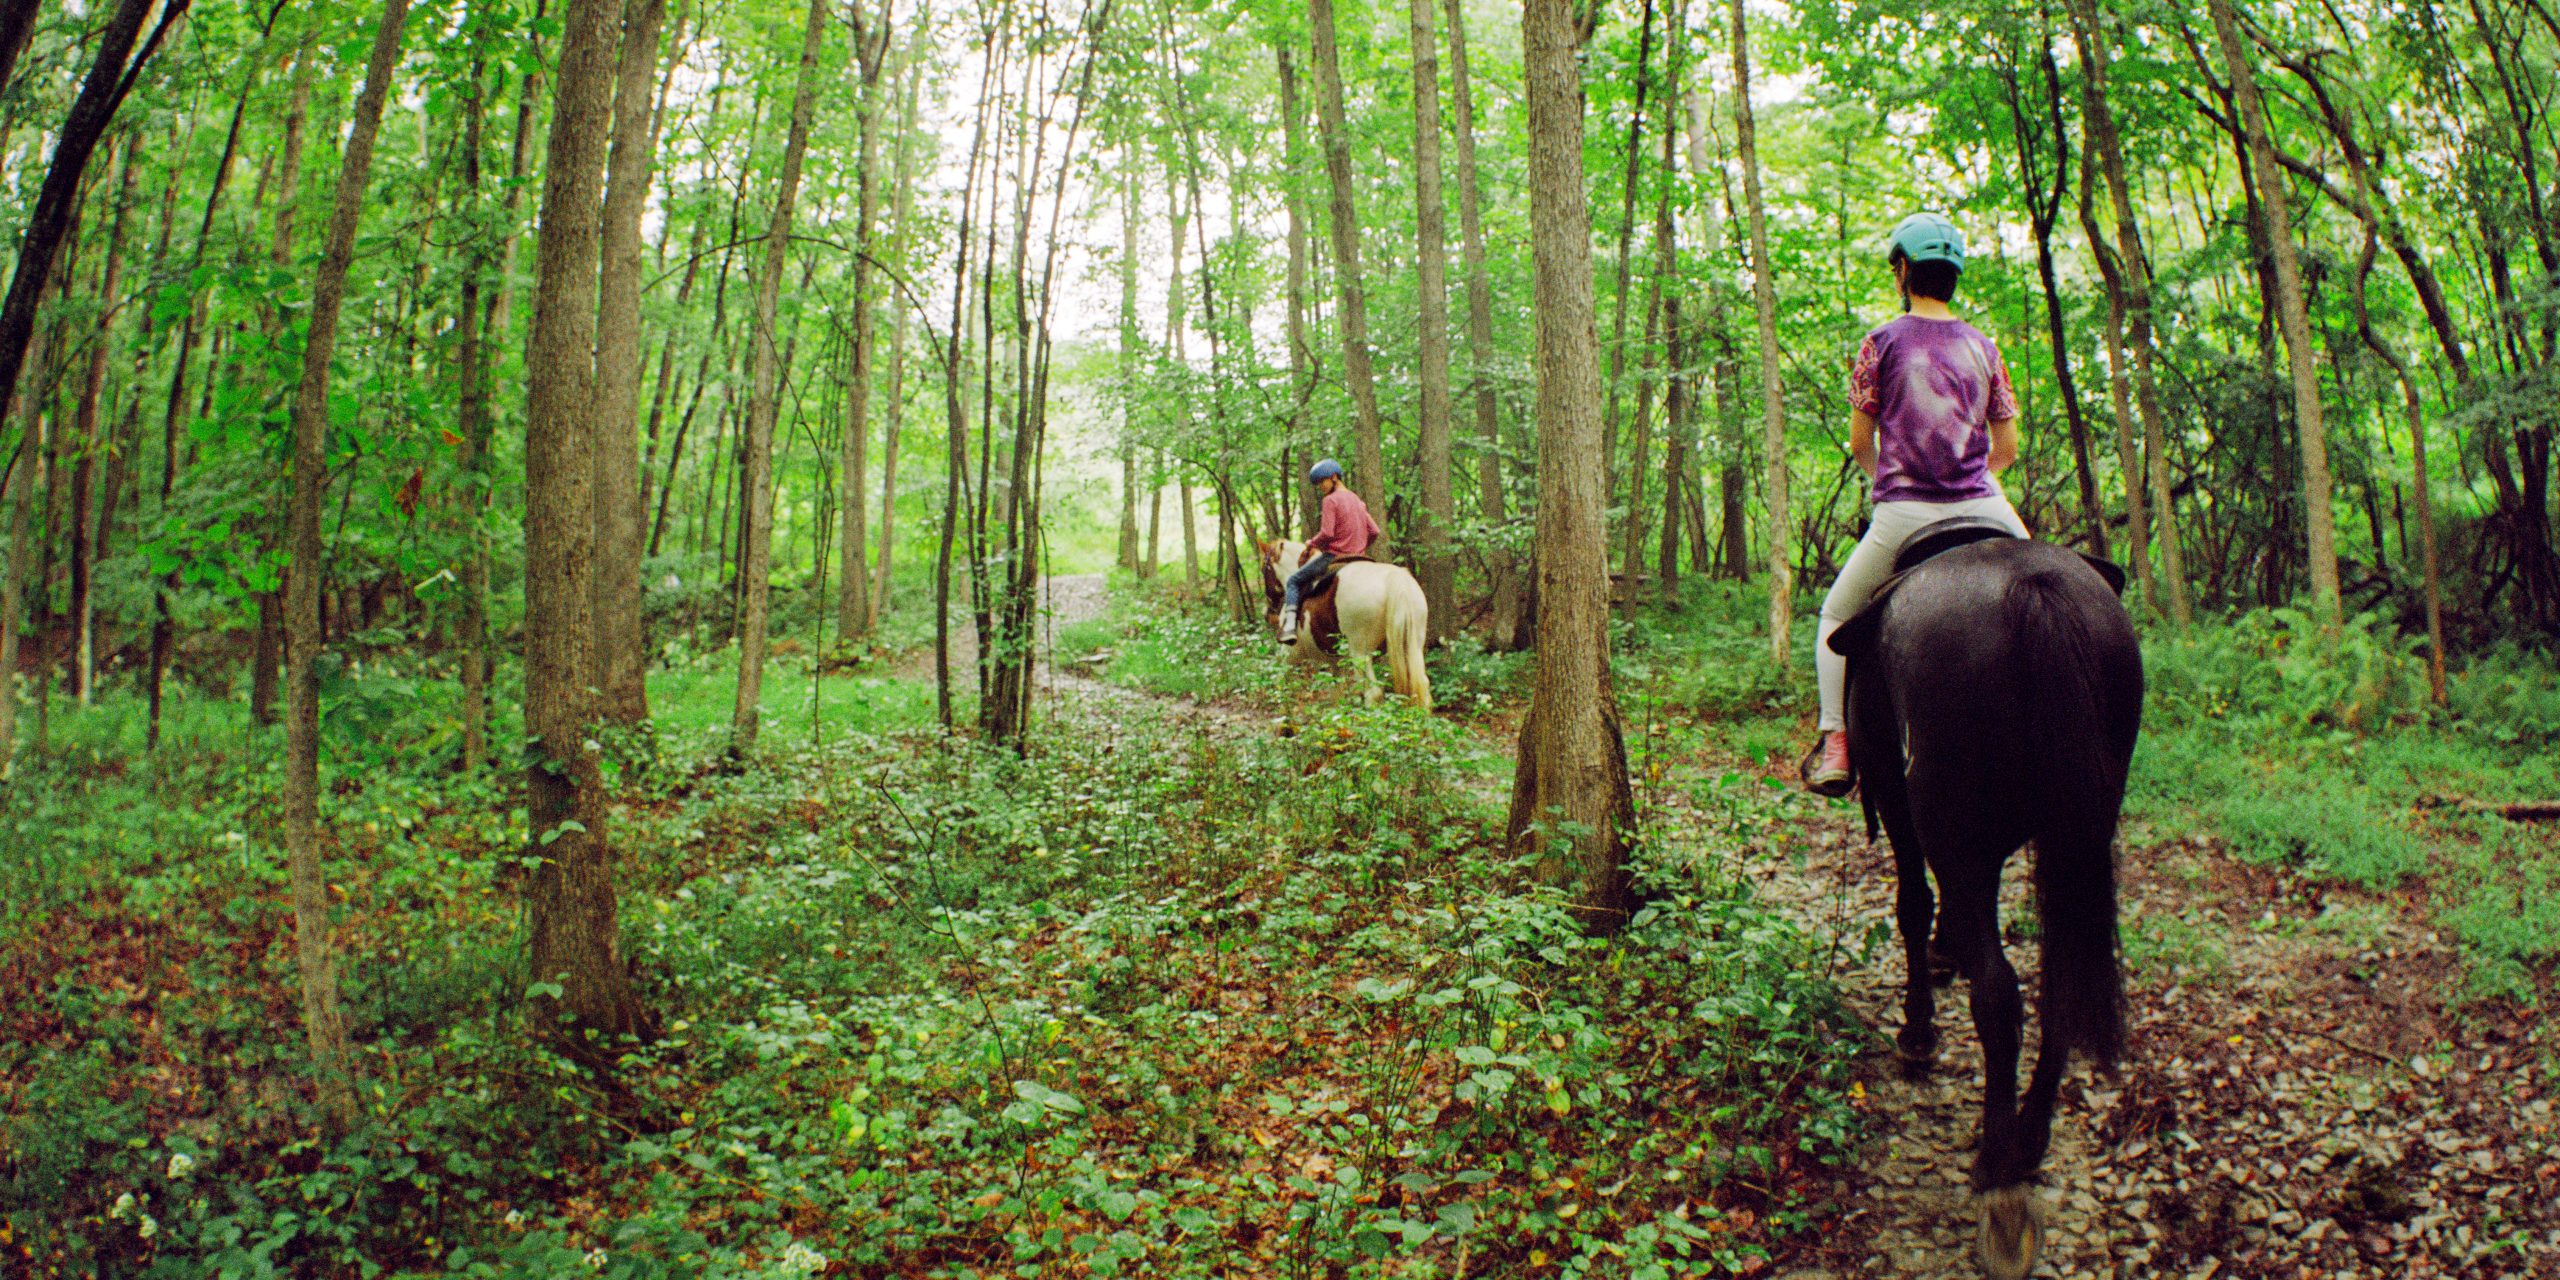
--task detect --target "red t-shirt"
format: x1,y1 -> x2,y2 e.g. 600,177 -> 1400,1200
1311,486 -> 1381,557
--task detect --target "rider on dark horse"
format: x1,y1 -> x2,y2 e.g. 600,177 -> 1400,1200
1804,212 -> 2030,796
1277,459 -> 1381,646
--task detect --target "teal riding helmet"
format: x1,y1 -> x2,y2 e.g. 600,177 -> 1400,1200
1888,212 -> 1966,269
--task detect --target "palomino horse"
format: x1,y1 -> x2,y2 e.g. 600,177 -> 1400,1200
1828,520 -> 2141,1280
1256,540 -> 1432,711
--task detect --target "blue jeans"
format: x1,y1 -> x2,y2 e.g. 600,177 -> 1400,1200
1283,553 -> 1334,610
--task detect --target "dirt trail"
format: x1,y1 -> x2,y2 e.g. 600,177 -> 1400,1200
1731,805 -> 2557,1280
1031,579 -> 2557,1278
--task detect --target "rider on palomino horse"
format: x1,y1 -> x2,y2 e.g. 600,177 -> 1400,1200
1277,459 -> 1381,646
1803,211 -> 2028,797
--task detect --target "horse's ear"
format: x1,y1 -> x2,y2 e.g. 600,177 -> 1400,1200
2077,553 -> 2129,596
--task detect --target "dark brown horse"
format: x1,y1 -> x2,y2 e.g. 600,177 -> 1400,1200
1829,523 -> 2142,1279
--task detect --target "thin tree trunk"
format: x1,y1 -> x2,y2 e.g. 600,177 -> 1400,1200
1729,0 -> 1791,664
1601,0 -> 1659,516
1510,0 -> 1636,933
835,0 -> 895,642
1278,49 -> 1325,542
591,0 -> 668,726
0,267 -> 61,780
522,0 -> 646,1047
283,0 -> 412,1131
456,43 -> 496,775
1307,0 -> 1387,501
2346,235 -> 2448,702
70,141 -> 139,704
1683,88 -> 1750,582
1119,160 -> 1145,566
730,0 -> 827,757
2210,0 -> 2339,617
1441,0 -> 1516,644
1408,0 -> 1454,642
2068,0 -> 2190,620
2077,127 -> 2155,609
2005,34 -> 2107,559
871,46 -> 923,630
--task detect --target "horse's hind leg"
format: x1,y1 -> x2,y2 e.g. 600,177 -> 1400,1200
1947,871 -> 2043,1280
1951,878 -> 2025,1191
1351,650 -> 1382,705
1889,834 -> 1939,1069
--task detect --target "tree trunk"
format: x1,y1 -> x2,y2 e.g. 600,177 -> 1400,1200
2210,0 -> 2339,617
1729,0 -> 1791,663
0,267 -> 61,780
1278,48 -> 1326,542
1683,88 -> 1751,582
1601,0 -> 1659,520
2076,126 -> 2154,609
1443,0 -> 1518,644
591,0 -> 668,726
871,49 -> 922,629
70,141 -> 139,705
1120,161 -> 1145,567
2345,236 -> 2448,703
835,2 -> 895,642
1307,0 -> 1388,501
2004,35 -> 2107,559
2067,0 -> 2189,620
1510,0 -> 1636,934
730,0 -> 827,756
1407,0 -> 1454,642
522,0 -> 646,1047
283,0 -> 411,1131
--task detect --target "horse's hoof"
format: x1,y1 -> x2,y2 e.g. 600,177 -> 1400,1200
1976,1185 -> 2042,1280
1893,1029 -> 1938,1075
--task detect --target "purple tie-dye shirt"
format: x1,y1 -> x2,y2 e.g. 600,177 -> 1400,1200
1847,314 -> 2019,504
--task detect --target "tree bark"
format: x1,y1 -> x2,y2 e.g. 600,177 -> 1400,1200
1729,0 -> 1791,664
2210,0 -> 2339,617
1441,0 -> 1517,645
283,0 -> 413,1131
1307,0 -> 1388,501
730,0 -> 827,757
1510,0 -> 1636,933
1407,0 -> 1455,642
591,0 -> 669,726
523,0 -> 646,1047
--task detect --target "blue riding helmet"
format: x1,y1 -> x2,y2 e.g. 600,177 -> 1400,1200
1888,212 -> 1966,269
1309,459 -> 1343,483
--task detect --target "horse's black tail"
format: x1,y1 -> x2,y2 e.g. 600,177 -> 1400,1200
2008,570 -> 2130,1069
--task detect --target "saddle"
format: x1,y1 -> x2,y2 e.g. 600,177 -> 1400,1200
1827,518 -> 2127,660
1262,547 -> 1379,657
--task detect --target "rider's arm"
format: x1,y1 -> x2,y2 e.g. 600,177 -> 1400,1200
1850,408 -> 1879,479
1986,416 -> 2019,474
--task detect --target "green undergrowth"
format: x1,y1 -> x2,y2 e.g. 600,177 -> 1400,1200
2134,608 -> 2560,998
4,634 -> 1865,1277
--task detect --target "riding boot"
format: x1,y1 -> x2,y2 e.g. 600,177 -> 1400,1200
1276,606 -> 1300,646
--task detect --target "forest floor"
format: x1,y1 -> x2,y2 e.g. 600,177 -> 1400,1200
1055,578 -> 2560,1279
6,577 -> 2556,1279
